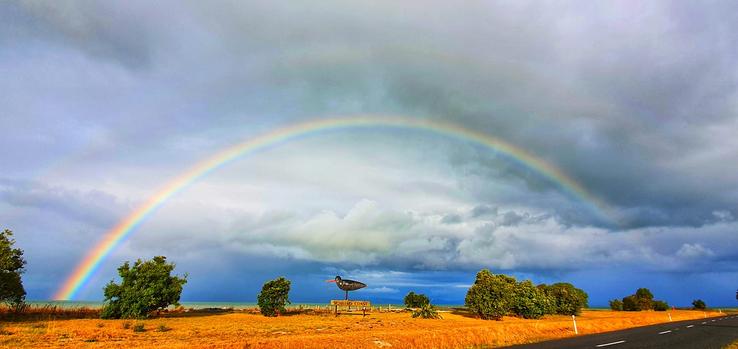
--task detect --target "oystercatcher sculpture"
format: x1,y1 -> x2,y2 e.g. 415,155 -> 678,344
326,276 -> 366,300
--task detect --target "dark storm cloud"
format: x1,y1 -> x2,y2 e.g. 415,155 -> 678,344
3,1 -> 738,305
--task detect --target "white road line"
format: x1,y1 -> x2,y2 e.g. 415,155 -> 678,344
658,330 -> 672,335
595,340 -> 626,347
702,322 -> 707,324
686,325 -> 694,328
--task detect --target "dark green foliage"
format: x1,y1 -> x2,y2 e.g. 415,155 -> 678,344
465,269 -> 516,320
609,299 -> 623,311
692,299 -> 706,310
512,280 -> 553,319
257,277 -> 291,317
622,295 -> 639,311
620,288 -> 662,311
542,283 -> 589,315
404,291 -> 430,308
411,304 -> 442,319
635,288 -> 654,310
0,229 -> 26,307
652,300 -> 669,311
101,256 -> 187,319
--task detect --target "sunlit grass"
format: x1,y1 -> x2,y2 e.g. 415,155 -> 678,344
0,308 -> 721,348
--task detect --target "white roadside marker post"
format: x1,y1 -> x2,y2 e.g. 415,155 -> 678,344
572,315 -> 578,334
668,313 -> 672,321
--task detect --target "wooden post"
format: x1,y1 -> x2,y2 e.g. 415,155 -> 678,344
572,315 -> 578,334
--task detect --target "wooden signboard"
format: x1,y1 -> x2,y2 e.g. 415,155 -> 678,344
330,300 -> 371,316
330,300 -> 371,308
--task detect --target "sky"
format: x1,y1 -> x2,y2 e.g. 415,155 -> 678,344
1,1 -> 738,307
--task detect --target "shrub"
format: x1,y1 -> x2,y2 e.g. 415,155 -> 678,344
257,277 -> 291,317
653,300 -> 669,311
622,295 -> 639,311
609,299 -> 623,311
122,321 -> 131,329
542,283 -> 588,315
404,291 -> 430,308
157,323 -> 171,332
132,322 -> 145,332
411,304 -> 442,319
635,288 -> 654,310
101,256 -> 187,319
465,269 -> 517,320
692,299 -> 706,310
512,280 -> 552,319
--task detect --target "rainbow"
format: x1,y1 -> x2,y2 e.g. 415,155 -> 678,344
54,115 -> 612,300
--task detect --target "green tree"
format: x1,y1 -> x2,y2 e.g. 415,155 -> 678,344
635,288 -> 654,310
691,299 -> 706,310
257,277 -> 291,317
0,229 -> 26,307
101,256 -> 187,319
652,300 -> 669,311
404,291 -> 430,308
464,269 -> 516,320
512,280 -> 552,319
622,295 -> 639,311
609,299 -> 623,311
543,283 -> 589,315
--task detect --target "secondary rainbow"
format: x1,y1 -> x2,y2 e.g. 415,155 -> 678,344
55,115 -> 612,300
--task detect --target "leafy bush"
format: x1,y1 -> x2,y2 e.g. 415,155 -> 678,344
257,277 -> 291,317
157,323 -> 171,332
609,299 -> 623,311
411,304 -> 442,319
692,299 -> 706,310
101,256 -> 187,319
542,283 -> 589,315
0,229 -> 27,307
465,269 -> 516,320
635,288 -> 654,310
404,291 -> 430,308
652,300 -> 669,311
512,280 -> 552,319
622,295 -> 639,311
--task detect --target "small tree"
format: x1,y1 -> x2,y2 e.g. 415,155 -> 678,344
691,299 -> 706,310
404,291 -> 430,308
0,229 -> 26,307
609,299 -> 623,311
512,280 -> 552,319
652,300 -> 669,311
101,256 -> 187,319
257,277 -> 291,317
465,269 -> 516,320
622,295 -> 639,311
635,288 -> 654,310
543,283 -> 588,315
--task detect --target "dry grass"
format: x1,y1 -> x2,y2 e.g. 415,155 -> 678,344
725,339 -> 738,349
0,308 -> 721,348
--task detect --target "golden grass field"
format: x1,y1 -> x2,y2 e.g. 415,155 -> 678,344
0,308 -> 723,348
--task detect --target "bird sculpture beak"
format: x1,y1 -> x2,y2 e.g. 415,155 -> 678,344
325,279 -> 336,283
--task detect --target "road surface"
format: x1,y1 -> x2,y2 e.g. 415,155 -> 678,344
507,313 -> 738,349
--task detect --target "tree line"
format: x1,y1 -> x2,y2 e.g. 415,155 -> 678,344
2,228 -> 735,320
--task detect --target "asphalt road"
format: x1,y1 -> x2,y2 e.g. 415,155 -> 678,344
507,314 -> 738,349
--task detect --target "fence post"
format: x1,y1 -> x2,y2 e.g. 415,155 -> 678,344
572,315 -> 578,334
